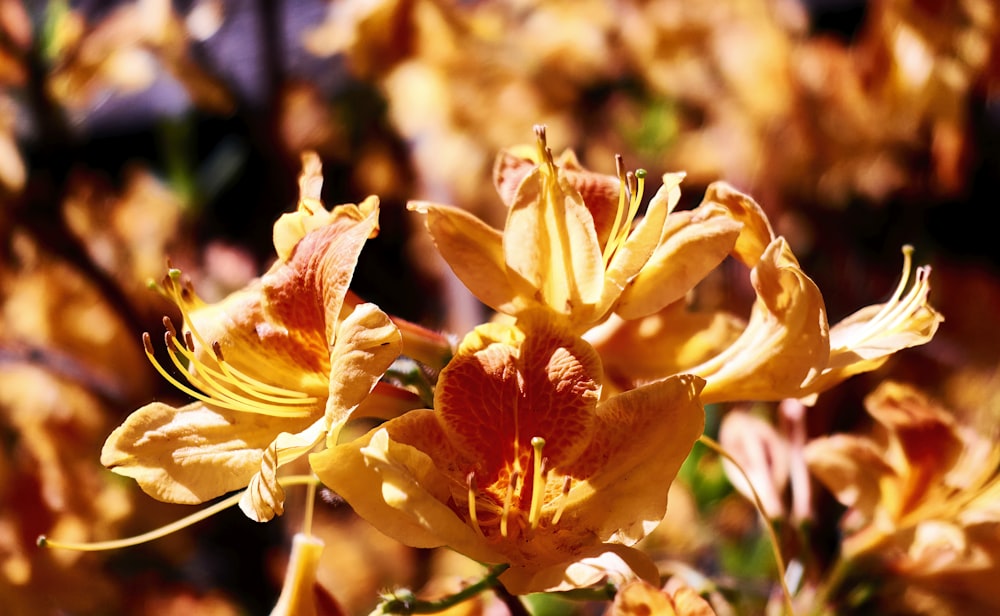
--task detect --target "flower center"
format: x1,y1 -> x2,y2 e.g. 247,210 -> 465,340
465,436 -> 577,542
143,268 -> 319,418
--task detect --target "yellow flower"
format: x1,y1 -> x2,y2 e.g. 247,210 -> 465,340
806,382 -> 1000,611
409,126 -> 741,332
608,580 -> 718,616
101,153 -> 402,522
310,317 -> 705,594
588,183 -> 943,404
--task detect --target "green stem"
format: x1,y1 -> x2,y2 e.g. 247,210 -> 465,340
378,564 -> 511,614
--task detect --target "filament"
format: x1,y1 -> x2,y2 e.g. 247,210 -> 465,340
527,437 -> 547,529
38,475 -> 318,552
550,476 -> 573,526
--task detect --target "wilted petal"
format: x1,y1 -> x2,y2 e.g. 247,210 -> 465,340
719,410 -> 789,519
101,402 -> 313,504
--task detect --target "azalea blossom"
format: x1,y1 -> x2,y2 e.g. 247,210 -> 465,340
409,125 -> 741,332
310,316 -> 705,594
806,381 -> 1000,611
101,153 -> 402,522
587,183 -> 943,404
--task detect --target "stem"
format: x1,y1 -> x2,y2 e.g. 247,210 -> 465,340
378,564 -> 511,614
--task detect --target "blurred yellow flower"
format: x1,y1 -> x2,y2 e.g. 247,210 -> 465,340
806,381 -> 1000,611
410,126 -> 741,332
311,316 -> 704,594
608,580 -> 717,616
101,153 -> 401,522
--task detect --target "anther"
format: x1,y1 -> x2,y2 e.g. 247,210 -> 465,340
162,316 -> 177,338
212,341 -> 225,362
142,332 -> 155,355
184,331 -> 195,351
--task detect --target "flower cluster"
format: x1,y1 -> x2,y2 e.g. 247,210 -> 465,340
49,129 -> 944,613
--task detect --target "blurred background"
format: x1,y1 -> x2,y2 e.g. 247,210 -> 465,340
1,0 -> 997,614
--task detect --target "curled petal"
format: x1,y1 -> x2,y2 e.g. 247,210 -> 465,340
240,422 -> 326,522
500,544 -> 659,596
693,238 -> 830,404
324,302 -> 402,444
701,182 -> 774,267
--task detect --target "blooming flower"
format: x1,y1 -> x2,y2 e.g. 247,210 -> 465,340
101,153 -> 402,521
310,316 -> 705,594
587,183 -> 943,404
806,381 -> 1000,611
409,125 -> 741,332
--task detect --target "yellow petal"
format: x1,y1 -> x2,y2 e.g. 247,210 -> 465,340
586,306 -> 745,390
504,166 -> 604,318
701,182 -> 774,267
409,201 -> 518,314
693,238 -> 830,404
616,202 -> 742,320
563,374 -> 705,545
611,580 -> 678,616
324,302 -> 402,444
101,401 -> 312,504
241,420 -> 327,521
270,533 -> 326,616
597,174 -> 678,316
309,413 -> 506,564
500,544 -> 659,595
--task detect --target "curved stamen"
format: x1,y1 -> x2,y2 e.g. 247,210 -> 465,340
38,475 -> 319,552
500,470 -> 520,539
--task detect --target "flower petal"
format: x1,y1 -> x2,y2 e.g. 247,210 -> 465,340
504,166 -> 604,319
409,201 -> 518,314
499,543 -> 659,595
702,182 -> 774,268
309,413 -> 505,564
616,201 -> 742,319
563,374 -> 706,545
101,401 -> 312,504
692,238 -> 830,404
241,419 -> 327,521
324,302 -> 402,444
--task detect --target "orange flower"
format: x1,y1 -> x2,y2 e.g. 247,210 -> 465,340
588,184 -> 942,403
806,382 -> 1000,611
101,153 -> 401,521
410,126 -> 741,332
608,580 -> 717,616
311,316 -> 704,593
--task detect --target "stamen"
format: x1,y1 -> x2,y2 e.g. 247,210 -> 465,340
466,472 -> 487,540
500,470 -> 520,539
38,475 -> 318,552
141,332 -> 315,417
528,437 -> 547,530
551,476 -> 573,525
162,316 -> 177,339
849,246 -> 933,345
161,332 -> 316,415
602,161 -> 647,266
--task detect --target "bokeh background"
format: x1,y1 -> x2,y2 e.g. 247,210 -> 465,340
1,0 -> 997,614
